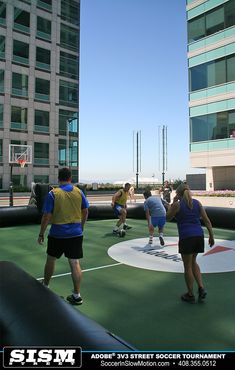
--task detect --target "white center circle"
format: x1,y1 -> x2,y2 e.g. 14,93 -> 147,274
108,237 -> 235,273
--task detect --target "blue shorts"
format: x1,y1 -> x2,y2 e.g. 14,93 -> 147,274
151,216 -> 166,229
113,204 -> 124,217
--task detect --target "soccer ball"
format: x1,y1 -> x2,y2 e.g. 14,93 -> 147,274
119,229 -> 126,237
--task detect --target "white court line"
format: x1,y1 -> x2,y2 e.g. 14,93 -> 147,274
36,262 -> 123,281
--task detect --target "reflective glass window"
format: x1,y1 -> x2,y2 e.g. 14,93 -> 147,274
36,47 -> 50,70
206,7 -> 224,36
0,69 -> 4,92
190,64 -> 207,91
61,0 -> 80,26
0,35 -> 5,59
37,16 -> 51,40
227,55 -> 235,82
35,78 -> 50,101
14,7 -> 30,33
60,51 -> 78,79
59,139 -> 67,166
0,1 -> 6,25
225,0 -> 235,27
11,106 -> 28,130
59,109 -> 78,136
13,40 -> 29,64
188,15 -> 205,43
37,0 -> 52,11
191,110 -> 235,142
59,80 -> 78,106
12,72 -> 28,97
34,142 -> 49,163
34,174 -> 49,183
0,104 -> 3,127
207,58 -> 226,87
35,110 -> 49,132
60,24 -> 78,51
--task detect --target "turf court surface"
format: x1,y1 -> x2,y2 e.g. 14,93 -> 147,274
1,219 -> 235,351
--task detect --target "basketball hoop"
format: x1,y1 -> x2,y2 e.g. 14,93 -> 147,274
17,159 -> 26,168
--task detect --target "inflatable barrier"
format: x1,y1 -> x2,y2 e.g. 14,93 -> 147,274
0,261 -> 136,350
0,184 -> 234,229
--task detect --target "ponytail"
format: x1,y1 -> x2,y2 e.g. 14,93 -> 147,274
183,189 -> 193,209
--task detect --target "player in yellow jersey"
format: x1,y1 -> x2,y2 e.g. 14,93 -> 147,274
111,183 -> 132,234
38,167 -> 89,305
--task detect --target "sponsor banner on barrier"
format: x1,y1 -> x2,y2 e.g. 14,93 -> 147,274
2,347 -> 81,368
108,237 -> 235,273
1,349 -> 235,369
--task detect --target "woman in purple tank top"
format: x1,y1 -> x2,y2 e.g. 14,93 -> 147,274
167,183 -> 214,304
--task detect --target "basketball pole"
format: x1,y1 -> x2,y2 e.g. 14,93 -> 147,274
9,164 -> 13,207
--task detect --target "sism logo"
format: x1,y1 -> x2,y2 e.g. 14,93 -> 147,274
3,347 -> 81,368
108,237 -> 235,273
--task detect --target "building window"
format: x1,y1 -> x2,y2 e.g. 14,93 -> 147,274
36,47 -> 50,70
0,104 -> 3,128
59,139 -> 67,166
190,54 -> 235,92
34,142 -> 49,165
61,0 -> 80,26
0,35 -> 5,59
34,174 -> 49,183
206,6 -> 224,36
59,80 -> 78,107
71,169 -> 78,183
37,0 -> 52,12
37,16 -> 51,41
0,139 -> 2,163
0,69 -> 4,93
14,7 -> 30,33
13,40 -> 29,65
0,1 -> 6,25
191,109 -> 235,142
34,110 -> 49,133
60,51 -> 78,79
12,72 -> 28,97
188,0 -> 235,43
69,139 -> 78,167
60,24 -> 78,51
35,78 -> 50,101
11,106 -> 28,131
59,110 -> 78,136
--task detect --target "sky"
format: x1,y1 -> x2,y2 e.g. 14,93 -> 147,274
79,0 -> 203,183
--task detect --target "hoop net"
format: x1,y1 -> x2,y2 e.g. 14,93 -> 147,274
17,158 -> 26,168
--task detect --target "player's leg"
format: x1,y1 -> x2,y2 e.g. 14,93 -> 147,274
148,223 -> 154,245
181,253 -> 195,303
157,217 -> 166,246
192,252 -> 207,302
66,236 -> 83,305
43,254 -> 56,286
43,236 -> 62,287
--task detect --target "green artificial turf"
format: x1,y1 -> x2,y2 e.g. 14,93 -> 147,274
1,219 -> 235,350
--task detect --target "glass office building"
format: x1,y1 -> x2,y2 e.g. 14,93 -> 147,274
0,0 -> 80,189
187,0 -> 235,190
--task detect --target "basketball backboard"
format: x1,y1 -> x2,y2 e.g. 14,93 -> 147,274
9,144 -> 32,165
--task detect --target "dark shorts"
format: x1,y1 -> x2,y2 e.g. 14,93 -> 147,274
179,236 -> 204,255
47,235 -> 83,259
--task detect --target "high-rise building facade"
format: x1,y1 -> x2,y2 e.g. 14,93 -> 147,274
187,0 -> 235,190
0,0 -> 80,189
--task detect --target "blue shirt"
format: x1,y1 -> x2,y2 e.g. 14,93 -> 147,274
43,184 -> 89,238
144,196 -> 166,217
175,198 -> 203,240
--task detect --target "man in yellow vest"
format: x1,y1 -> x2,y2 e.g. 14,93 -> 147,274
111,183 -> 132,234
38,167 -> 89,305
